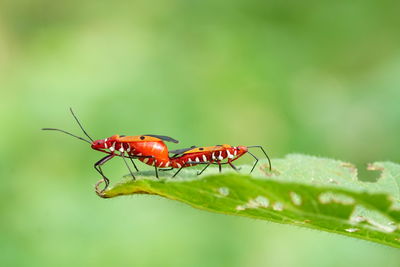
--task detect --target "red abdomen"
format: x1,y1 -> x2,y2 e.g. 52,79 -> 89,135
129,141 -> 170,167
170,151 -> 212,168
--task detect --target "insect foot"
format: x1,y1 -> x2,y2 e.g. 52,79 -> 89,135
95,179 -> 110,198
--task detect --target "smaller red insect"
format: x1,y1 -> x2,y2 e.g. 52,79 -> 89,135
164,144 -> 272,177
43,108 -> 179,191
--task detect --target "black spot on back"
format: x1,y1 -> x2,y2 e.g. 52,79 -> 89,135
140,136 -> 145,140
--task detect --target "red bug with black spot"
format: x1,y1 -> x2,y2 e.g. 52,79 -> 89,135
42,109 -> 179,191
164,144 -> 272,177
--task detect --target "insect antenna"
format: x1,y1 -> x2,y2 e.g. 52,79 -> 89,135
247,145 -> 272,171
69,108 -> 94,142
41,128 -> 92,144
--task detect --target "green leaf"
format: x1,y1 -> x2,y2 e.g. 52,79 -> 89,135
97,154 -> 400,248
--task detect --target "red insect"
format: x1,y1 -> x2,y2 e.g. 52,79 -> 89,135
162,144 -> 272,177
42,109 -> 179,191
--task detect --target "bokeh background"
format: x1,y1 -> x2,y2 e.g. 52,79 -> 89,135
1,1 -> 400,266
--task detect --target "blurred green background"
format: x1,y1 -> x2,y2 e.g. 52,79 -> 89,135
1,0 -> 400,266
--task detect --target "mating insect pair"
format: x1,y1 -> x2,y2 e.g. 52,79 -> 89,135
43,109 -> 272,191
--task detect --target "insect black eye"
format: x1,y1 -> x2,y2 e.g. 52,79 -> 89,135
140,136 -> 145,140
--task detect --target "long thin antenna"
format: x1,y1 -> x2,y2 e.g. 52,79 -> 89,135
247,145 -> 272,171
69,108 -> 94,142
42,128 -> 91,144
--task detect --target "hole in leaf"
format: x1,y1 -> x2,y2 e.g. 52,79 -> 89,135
350,205 -> 397,233
255,196 -> 269,208
218,187 -> 229,196
365,163 -> 384,182
345,228 -> 359,233
236,205 -> 246,211
246,199 -> 260,209
350,216 -> 366,223
272,202 -> 284,211
341,161 -> 382,182
237,196 -> 270,210
290,192 -> 302,206
355,162 -> 381,182
319,192 -> 355,205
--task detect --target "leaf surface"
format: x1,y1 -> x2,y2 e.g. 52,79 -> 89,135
97,154 -> 400,248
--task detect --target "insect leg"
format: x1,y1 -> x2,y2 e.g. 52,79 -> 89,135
136,155 -> 159,179
159,168 -> 173,171
172,162 -> 190,178
127,154 -> 139,172
197,163 -> 210,175
218,162 -> 222,173
121,152 -> 136,180
94,154 -> 115,191
247,151 -> 259,173
247,145 -> 272,171
154,158 -> 159,179
228,162 -> 240,172
172,166 -> 184,178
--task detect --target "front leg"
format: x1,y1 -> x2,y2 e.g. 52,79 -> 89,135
247,151 -> 259,173
94,154 -> 115,191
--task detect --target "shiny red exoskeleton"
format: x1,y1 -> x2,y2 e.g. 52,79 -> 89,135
43,109 -> 272,191
42,109 -> 178,191
91,134 -> 177,168
163,144 -> 272,177
90,134 -> 179,188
